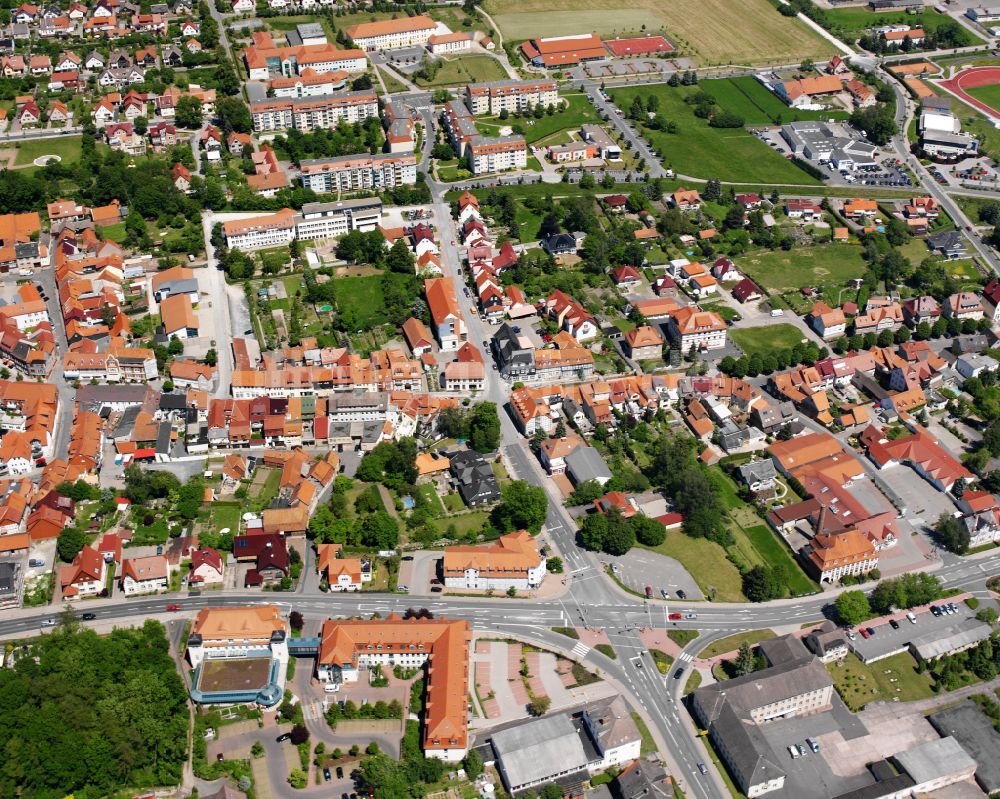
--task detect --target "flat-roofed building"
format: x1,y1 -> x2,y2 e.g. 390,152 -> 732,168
467,135 -> 527,175
297,152 -> 416,192
465,79 -> 558,115
223,209 -> 297,250
250,91 -> 378,132
294,197 -> 382,240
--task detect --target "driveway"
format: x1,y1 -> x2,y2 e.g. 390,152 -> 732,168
399,550 -> 440,596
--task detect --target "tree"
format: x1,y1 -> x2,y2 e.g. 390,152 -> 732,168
287,769 -> 308,789
57,526 -> 86,563
580,509 -> 635,555
849,104 -> 895,145
547,556 -> 563,573
732,640 -> 755,677
493,481 -> 548,534
468,402 -> 501,452
934,512 -> 970,555
540,785 -> 564,799
387,237 -> 415,274
216,95 -> 252,133
742,565 -> 785,602
870,573 -> 943,613
528,696 -> 551,716
631,515 -> 666,547
175,95 -> 203,129
358,511 -> 399,550
834,590 -> 871,626
567,480 -> 605,506
290,724 -> 309,745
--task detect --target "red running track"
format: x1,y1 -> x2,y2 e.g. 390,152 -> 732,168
939,66 -> 1000,119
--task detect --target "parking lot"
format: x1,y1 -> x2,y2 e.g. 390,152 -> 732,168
874,466 -> 958,520
608,548 -> 703,601
848,602 -> 972,663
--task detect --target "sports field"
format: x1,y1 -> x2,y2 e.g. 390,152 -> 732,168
13,136 -> 82,165
610,84 -> 820,183
484,0 -> 835,65
967,83 -> 1000,116
940,66 -> 1000,121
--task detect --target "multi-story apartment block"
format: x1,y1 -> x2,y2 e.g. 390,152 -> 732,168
468,136 -> 527,175
250,91 -> 378,132
294,198 -> 382,240
466,79 -> 559,115
344,15 -> 437,51
223,209 -> 297,250
270,69 -> 350,97
667,306 -> 727,353
298,152 -> 416,192
441,100 -> 481,157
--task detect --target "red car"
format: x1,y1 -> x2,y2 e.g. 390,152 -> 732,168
858,627 -> 870,639
166,603 -> 181,611
669,613 -> 682,620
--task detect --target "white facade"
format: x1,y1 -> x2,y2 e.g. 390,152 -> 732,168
122,572 -> 168,595
468,138 -> 527,175
444,560 -> 545,591
298,153 -> 417,192
466,80 -> 558,115
250,92 -> 378,132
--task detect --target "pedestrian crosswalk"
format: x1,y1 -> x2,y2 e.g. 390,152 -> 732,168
677,652 -> 694,663
571,641 -> 591,658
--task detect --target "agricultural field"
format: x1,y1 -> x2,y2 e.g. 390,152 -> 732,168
484,0 -> 834,65
414,55 -> 509,87
819,6 -> 981,44
610,84 -> 821,184
701,76 -> 849,124
739,243 -> 868,295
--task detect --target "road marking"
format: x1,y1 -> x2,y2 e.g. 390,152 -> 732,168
678,652 -> 694,663
571,642 -> 591,658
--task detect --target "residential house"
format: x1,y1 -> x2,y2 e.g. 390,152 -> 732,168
120,554 -> 169,594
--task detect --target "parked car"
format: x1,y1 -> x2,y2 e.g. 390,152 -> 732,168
276,732 -> 292,743
676,589 -> 687,600
930,605 -> 941,617
866,627 -> 876,637
788,746 -> 800,759
807,738 -> 820,753
858,627 -> 870,639
660,589 -> 670,599
645,585 -> 653,599
323,768 -> 331,782
336,767 -> 344,779
906,612 -> 917,624
889,619 -> 900,630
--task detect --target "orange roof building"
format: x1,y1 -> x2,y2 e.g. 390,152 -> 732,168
317,615 -> 472,760
805,529 -> 879,584
443,530 -> 545,590
520,34 -> 606,68
187,604 -> 289,668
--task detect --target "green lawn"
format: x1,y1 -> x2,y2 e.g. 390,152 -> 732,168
335,274 -> 387,328
630,712 -> 657,756
14,135 -> 82,165
100,222 -> 127,243
609,84 -> 820,184
820,6 -> 982,44
743,523 -> 818,595
967,82 -> 1000,116
669,629 -> 699,646
828,652 -> 934,711
515,202 -> 544,243
414,56 -> 509,87
739,244 -> 867,294
702,76 -> 848,124
429,511 -> 490,538
729,324 -> 806,359
699,630 -> 776,659
650,649 -> 674,674
210,502 -> 242,535
249,467 -> 282,512
476,94 -> 602,145
416,483 -> 445,517
640,529 -> 746,602
378,66 -> 409,95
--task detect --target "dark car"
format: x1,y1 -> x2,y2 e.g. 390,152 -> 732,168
673,668 -> 685,679
676,589 -> 687,600
401,555 -> 413,561
323,768 -> 331,782
336,766 -> 344,779
276,732 -> 292,743
889,619 -> 900,630
217,753 -> 225,762
431,586 -> 442,592
866,627 -> 876,637
81,612 -> 96,620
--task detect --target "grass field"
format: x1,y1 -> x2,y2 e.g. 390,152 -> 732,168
414,55 -> 509,87
430,510 -> 490,537
378,67 -> 409,95
729,324 -> 806,358
640,530 -> 746,602
210,502 -> 242,535
609,84 -> 820,184
739,244 -> 867,294
100,222 -> 127,242
702,76 -> 849,124
484,0 -> 833,65
699,630 -> 776,659
820,6 -> 982,44
828,652 -> 934,711
476,94 -> 601,145
967,82 -> 1000,116
335,274 -> 386,328
14,135 -> 82,165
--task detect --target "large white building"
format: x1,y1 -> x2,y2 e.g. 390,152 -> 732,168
294,197 -> 383,240
223,209 -> 297,250
468,135 -> 527,175
250,91 -> 379,132
187,605 -> 290,668
344,15 -> 437,51
298,152 -> 417,192
443,530 -> 546,591
465,79 -> 559,115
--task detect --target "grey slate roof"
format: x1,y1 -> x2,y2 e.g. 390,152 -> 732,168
565,446 -> 612,484
736,459 -> 777,486
892,736 -> 975,785
929,702 -> 1000,794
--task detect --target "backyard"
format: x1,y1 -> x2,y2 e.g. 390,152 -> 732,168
335,274 -> 388,328
14,135 -> 82,165
609,84 -> 821,184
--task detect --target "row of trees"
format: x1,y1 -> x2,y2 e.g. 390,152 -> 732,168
579,508 -> 666,555
834,573 -> 945,625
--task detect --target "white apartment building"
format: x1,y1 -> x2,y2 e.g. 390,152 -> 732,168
294,197 -> 382,240
427,32 -> 472,55
250,91 -> 378,132
298,152 -> 417,192
344,15 -> 437,51
466,79 -> 559,115
443,531 -> 546,591
223,209 -> 297,250
468,136 -> 527,175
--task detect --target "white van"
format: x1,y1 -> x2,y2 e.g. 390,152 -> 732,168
323,683 -> 340,694
906,612 -> 917,624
